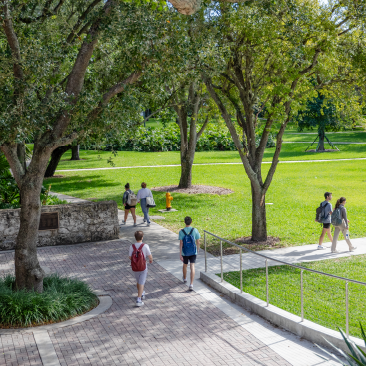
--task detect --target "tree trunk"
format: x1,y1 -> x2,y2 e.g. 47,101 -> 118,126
15,171 -> 46,291
318,130 -> 325,151
71,145 -> 80,160
251,184 -> 267,241
179,150 -> 195,188
44,145 -> 71,177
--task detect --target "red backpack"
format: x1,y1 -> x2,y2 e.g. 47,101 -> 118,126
131,244 -> 146,272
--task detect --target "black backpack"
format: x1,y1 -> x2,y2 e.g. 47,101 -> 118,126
315,202 -> 330,223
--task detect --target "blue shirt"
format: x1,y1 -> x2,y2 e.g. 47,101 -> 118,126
179,227 -> 200,256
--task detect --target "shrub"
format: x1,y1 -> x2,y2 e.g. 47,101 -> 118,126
104,123 -> 237,152
0,274 -> 98,327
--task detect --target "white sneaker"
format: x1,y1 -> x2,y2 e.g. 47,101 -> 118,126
121,220 -> 126,225
317,245 -> 325,250
147,223 -> 150,227
350,246 -> 357,252
143,219 -> 146,223
141,292 -> 146,300
133,222 -> 137,227
189,285 -> 193,291
136,300 -> 144,307
331,250 -> 340,253
183,277 -> 187,284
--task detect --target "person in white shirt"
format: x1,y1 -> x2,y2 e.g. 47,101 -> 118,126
129,231 -> 153,307
137,182 -> 153,226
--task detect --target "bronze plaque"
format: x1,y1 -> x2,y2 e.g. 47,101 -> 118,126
39,212 -> 59,230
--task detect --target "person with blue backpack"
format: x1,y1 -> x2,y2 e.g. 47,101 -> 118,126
179,216 -> 200,291
316,192 -> 333,250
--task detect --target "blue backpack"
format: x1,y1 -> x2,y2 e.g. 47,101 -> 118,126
181,228 -> 196,256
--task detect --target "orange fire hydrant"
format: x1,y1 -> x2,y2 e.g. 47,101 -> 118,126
166,192 -> 173,211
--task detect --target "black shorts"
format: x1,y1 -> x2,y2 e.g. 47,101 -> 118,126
183,255 -> 196,264
323,223 -> 331,229
125,204 -> 135,210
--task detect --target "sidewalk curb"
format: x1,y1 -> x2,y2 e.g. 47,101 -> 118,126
200,271 -> 365,354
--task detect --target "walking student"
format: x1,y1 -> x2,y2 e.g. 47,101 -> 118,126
331,197 -> 357,253
317,192 -> 333,250
129,230 -> 153,307
137,182 -> 153,226
179,216 -> 200,291
122,183 -> 137,226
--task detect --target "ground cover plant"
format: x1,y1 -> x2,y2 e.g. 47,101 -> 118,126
220,255 -> 366,339
45,159 -> 366,253
0,274 -> 98,328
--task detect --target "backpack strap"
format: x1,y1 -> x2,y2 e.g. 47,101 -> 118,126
132,244 -> 137,253
189,228 -> 194,236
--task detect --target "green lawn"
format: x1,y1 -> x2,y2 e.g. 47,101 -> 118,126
282,131 -> 366,143
46,159 -> 366,252
55,143 -> 366,170
221,255 -> 366,338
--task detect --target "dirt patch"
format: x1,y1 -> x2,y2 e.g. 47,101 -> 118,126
152,185 -> 233,195
306,149 -> 339,153
45,175 -> 64,178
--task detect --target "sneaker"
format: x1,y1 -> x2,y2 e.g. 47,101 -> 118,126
147,223 -> 150,227
350,246 -> 357,252
133,222 -> 137,227
317,245 -> 325,250
136,300 -> 144,307
331,250 -> 340,253
141,292 -> 146,300
143,219 -> 146,223
189,285 -> 193,291
183,277 -> 187,284
121,220 -> 126,225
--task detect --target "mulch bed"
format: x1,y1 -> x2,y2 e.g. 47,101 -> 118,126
306,149 -> 339,153
152,185 -> 233,195
208,236 -> 282,256
45,175 -> 64,178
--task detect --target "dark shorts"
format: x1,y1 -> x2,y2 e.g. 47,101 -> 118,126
323,223 -> 331,229
125,204 -> 135,210
183,255 -> 196,264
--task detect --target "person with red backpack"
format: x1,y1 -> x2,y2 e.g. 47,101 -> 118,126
179,216 -> 201,291
129,231 -> 153,307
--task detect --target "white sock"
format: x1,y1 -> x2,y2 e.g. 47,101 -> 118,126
142,291 -> 145,295
137,297 -> 141,302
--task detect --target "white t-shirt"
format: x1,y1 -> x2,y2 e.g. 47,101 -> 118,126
137,188 -> 153,200
129,243 -> 151,259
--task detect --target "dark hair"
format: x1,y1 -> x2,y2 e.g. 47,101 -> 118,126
141,182 -> 147,188
134,231 -> 143,241
324,192 -> 332,199
184,216 -> 192,225
335,197 -> 346,209
125,183 -> 130,189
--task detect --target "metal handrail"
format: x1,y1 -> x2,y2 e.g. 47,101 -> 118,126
203,230 -> 366,337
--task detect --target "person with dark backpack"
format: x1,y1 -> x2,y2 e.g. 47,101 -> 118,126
129,231 -> 153,307
122,183 -> 137,227
179,216 -> 201,291
331,197 -> 357,253
315,192 -> 333,250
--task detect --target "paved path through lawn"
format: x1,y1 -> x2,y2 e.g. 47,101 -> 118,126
0,192 -> 345,365
55,157 -> 366,173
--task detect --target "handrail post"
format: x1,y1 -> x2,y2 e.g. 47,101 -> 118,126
266,259 -> 269,306
240,249 -> 243,293
346,282 -> 349,337
301,270 -> 304,322
204,231 -> 207,273
220,240 -> 223,282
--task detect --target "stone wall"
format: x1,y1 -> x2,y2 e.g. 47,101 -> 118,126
0,201 -> 119,250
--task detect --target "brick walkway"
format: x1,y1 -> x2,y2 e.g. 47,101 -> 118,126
0,240 -> 291,366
